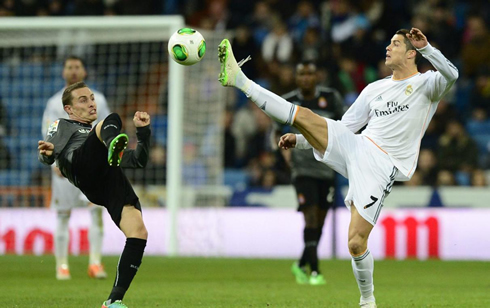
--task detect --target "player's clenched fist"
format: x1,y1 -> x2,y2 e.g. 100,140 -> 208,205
38,140 -> 54,156
133,111 -> 151,127
278,133 -> 297,150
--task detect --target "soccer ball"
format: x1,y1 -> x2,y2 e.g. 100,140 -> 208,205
168,28 -> 206,66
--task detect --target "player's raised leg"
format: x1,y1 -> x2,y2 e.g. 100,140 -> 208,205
102,206 -> 147,308
95,113 -> 128,167
349,205 -> 376,308
88,204 -> 107,279
55,210 -> 71,280
218,39 -> 328,153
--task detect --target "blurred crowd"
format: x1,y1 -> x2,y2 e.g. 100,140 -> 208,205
1,0 -> 490,188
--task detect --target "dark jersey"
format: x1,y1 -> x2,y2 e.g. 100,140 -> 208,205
39,118 -> 151,186
279,86 -> 344,180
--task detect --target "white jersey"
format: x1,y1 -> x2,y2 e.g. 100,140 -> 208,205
42,87 -> 110,209
340,43 -> 458,181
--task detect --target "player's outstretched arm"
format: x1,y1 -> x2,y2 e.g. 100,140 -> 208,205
408,27 -> 458,100
38,140 -> 55,165
120,111 -> 152,169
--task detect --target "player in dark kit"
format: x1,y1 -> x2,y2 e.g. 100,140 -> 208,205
273,62 -> 344,285
38,81 -> 150,308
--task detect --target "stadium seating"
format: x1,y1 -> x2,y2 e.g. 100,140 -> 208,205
0,62 -> 67,187
224,168 -> 249,189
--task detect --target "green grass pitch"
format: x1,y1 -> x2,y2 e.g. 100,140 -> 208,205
0,255 -> 488,307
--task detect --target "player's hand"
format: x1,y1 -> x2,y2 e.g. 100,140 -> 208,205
278,133 -> 296,150
38,140 -> 54,156
133,111 -> 151,127
406,27 -> 428,49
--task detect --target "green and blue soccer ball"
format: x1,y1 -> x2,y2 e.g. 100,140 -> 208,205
168,28 -> 206,66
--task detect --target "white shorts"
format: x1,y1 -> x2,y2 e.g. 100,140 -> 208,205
313,119 -> 398,225
51,170 -> 89,211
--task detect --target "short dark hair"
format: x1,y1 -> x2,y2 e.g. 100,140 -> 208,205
395,29 -> 423,65
62,81 -> 88,107
63,55 -> 85,67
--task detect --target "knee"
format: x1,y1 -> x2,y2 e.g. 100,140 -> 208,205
140,226 -> 148,240
304,213 -> 321,229
57,211 -> 71,227
105,113 -> 122,125
97,113 -> 122,132
348,234 -> 368,256
303,206 -> 326,229
57,210 -> 71,220
132,223 -> 148,240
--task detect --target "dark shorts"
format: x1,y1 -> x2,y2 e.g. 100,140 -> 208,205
292,176 -> 334,212
71,130 -> 141,227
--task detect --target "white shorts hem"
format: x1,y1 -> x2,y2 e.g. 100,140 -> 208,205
344,197 -> 376,226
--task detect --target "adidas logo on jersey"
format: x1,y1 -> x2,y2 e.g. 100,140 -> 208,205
375,95 -> 383,101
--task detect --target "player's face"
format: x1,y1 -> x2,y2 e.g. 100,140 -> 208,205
62,59 -> 87,86
65,87 -> 98,124
385,34 -> 411,68
296,64 -> 317,91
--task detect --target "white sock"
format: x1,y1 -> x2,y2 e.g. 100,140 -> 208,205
89,205 -> 104,265
351,249 -> 375,303
236,71 -> 298,125
55,211 -> 70,268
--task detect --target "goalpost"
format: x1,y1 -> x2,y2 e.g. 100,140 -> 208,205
0,16 -> 228,256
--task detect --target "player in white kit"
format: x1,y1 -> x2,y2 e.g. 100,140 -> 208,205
218,28 -> 458,307
42,56 -> 111,280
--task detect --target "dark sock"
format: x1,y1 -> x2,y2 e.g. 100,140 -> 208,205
298,249 -> 308,268
304,228 -> 321,273
108,238 -> 146,302
101,113 -> 122,147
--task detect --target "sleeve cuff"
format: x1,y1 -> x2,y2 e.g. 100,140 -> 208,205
136,125 -> 151,138
416,42 -> 434,56
295,134 -> 311,150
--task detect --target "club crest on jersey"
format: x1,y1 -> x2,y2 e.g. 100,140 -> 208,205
405,85 -> 413,96
318,97 -> 328,108
47,120 -> 59,137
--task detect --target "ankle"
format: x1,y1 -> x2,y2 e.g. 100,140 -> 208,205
361,295 -> 376,304
235,71 -> 251,93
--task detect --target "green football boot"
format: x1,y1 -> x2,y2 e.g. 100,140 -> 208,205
309,271 -> 326,285
218,38 -> 251,87
291,262 -> 309,285
107,133 -> 128,167
101,300 -> 128,308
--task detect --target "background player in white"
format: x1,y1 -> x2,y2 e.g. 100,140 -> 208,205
42,56 -> 111,280
218,27 -> 458,307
